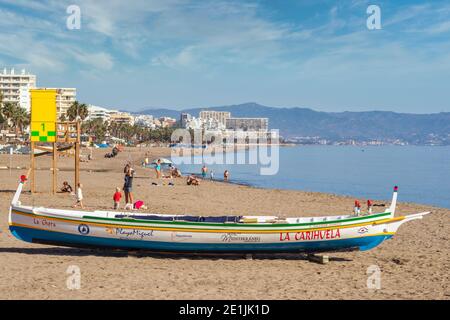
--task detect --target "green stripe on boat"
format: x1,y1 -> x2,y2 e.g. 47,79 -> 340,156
81,212 -> 391,228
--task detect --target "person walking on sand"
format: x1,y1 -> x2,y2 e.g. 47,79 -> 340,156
113,187 -> 122,210
73,183 -> 84,209
201,165 -> 208,179
224,170 -> 229,182
210,170 -> 214,181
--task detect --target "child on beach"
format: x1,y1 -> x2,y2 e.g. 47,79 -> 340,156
210,170 -> 214,181
354,200 -> 361,215
73,183 -> 84,209
113,187 -> 122,210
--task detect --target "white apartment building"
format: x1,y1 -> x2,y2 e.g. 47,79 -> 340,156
134,115 -> 155,128
87,105 -> 112,122
0,68 -> 36,110
41,88 -> 77,120
109,112 -> 135,126
199,111 -> 231,126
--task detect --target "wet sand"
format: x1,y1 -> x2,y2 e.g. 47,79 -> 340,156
0,147 -> 448,299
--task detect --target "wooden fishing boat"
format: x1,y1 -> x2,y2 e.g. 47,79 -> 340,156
9,175 -> 430,253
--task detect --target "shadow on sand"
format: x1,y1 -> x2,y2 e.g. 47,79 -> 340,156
0,246 -> 352,262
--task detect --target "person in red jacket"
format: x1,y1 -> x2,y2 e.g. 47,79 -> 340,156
113,187 -> 122,210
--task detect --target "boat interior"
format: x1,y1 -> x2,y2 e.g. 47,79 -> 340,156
15,204 -> 389,225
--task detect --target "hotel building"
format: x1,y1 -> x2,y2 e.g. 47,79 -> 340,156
0,68 -> 36,110
199,111 -> 231,126
226,118 -> 269,131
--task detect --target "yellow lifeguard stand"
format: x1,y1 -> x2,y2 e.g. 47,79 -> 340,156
29,89 -> 80,194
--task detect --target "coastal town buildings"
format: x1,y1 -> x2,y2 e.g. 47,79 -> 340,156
180,112 -> 192,128
134,115 -> 156,128
226,118 -> 269,131
0,68 -> 36,110
109,112 -> 135,126
159,117 -> 177,128
0,68 -> 76,120
87,105 -> 112,122
199,111 -> 231,126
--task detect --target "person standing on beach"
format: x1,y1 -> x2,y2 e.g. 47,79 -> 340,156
224,170 -> 229,182
155,159 -> 161,179
201,165 -> 208,179
367,199 -> 373,214
73,183 -> 84,209
354,200 -> 361,215
210,170 -> 214,181
123,166 -> 134,209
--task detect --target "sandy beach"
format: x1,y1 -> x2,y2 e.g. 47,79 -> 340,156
0,147 -> 448,300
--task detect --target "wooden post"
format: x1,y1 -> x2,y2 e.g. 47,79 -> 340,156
52,142 -> 57,194
30,141 -> 35,193
74,121 -> 80,188
307,254 -> 329,264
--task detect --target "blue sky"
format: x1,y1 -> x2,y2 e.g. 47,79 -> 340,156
1,0 -> 450,113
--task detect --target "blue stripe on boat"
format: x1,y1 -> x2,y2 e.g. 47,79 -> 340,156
9,226 -> 393,253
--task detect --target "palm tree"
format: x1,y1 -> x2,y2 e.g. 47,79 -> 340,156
2,102 -> 16,122
0,108 -> 5,129
59,114 -> 67,122
9,104 -> 29,135
66,101 -> 89,121
81,118 -> 107,142
0,92 -> 4,129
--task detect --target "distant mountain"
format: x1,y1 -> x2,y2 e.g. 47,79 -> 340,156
137,103 -> 450,144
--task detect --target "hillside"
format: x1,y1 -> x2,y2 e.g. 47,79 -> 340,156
137,103 -> 450,144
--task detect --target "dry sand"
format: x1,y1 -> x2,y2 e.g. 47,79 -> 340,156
0,147 -> 448,300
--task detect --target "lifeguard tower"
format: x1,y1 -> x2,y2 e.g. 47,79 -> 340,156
29,89 -> 80,194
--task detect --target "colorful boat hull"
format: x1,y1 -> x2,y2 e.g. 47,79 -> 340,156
8,179 -> 430,254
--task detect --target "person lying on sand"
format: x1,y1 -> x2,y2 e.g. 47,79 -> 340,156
186,175 -> 199,186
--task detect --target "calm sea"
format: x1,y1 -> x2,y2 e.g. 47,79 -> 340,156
173,146 -> 450,209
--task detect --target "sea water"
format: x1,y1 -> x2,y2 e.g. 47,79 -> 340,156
174,146 -> 450,209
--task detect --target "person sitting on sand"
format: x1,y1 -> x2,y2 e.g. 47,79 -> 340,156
61,181 -> 73,193
186,175 -> 199,186
173,167 -> 182,178
133,200 -> 148,210
73,183 -> 84,209
113,187 -> 122,210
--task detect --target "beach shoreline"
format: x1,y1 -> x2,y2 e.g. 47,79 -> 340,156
0,147 -> 448,300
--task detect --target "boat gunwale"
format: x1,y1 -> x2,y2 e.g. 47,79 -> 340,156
11,205 -> 392,229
